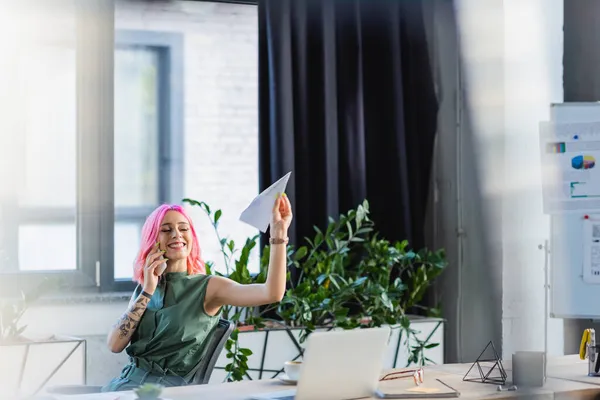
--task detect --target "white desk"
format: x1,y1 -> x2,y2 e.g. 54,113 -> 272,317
56,355 -> 600,400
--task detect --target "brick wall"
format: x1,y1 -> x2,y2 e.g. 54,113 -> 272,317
116,0 -> 260,273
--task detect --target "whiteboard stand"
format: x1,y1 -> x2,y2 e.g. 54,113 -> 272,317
539,239 -> 550,381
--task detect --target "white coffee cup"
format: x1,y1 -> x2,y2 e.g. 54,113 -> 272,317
512,351 -> 545,387
283,361 -> 302,381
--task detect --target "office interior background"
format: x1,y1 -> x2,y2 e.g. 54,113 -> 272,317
0,0 -> 598,389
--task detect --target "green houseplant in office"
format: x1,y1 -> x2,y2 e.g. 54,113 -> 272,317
134,383 -> 164,400
183,198 -> 447,382
273,200 -> 447,365
0,278 -> 54,343
0,278 -> 87,398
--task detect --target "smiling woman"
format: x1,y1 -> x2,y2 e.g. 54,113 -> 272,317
132,204 -> 205,284
103,196 -> 292,392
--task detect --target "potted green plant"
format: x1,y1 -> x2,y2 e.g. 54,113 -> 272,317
183,198 -> 447,383
1,279 -> 55,342
135,383 -> 164,400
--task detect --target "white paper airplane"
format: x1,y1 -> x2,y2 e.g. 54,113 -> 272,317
239,172 -> 292,232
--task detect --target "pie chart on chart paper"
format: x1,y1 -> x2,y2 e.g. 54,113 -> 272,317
571,155 -> 596,170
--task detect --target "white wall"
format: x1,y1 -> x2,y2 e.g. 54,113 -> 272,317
501,0 -> 564,357
434,0 -> 505,364
20,301 -> 128,387
454,0 -> 564,358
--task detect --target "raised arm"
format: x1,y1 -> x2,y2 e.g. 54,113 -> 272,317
204,193 -> 293,314
107,243 -> 166,353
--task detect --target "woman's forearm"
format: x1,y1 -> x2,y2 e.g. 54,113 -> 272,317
106,293 -> 150,353
265,228 -> 288,301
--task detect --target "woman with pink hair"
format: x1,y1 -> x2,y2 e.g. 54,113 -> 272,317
101,194 -> 293,392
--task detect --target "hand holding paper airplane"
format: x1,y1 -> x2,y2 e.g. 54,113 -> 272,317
240,172 -> 292,233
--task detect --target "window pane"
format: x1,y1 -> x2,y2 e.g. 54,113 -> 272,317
18,225 -> 76,271
116,1 -> 260,275
2,0 -> 78,273
115,1 -> 259,275
16,46 -> 77,272
18,47 -> 77,208
114,222 -> 141,280
114,47 -> 160,208
114,46 -> 160,280
182,1 -> 260,275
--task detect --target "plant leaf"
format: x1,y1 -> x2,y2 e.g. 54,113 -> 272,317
293,246 -> 308,261
214,209 -> 222,225
239,348 -> 253,356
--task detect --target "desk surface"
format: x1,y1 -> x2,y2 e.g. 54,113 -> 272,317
57,355 -> 600,400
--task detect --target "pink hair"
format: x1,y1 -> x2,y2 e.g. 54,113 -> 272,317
133,204 -> 205,285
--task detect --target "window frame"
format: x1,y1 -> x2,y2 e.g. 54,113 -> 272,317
0,1 -> 100,297
0,23 -> 184,296
101,29 -> 185,293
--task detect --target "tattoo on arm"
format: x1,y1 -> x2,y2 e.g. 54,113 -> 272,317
114,295 -> 150,339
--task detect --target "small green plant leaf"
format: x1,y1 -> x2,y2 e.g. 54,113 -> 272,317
293,246 -> 308,261
214,209 -> 222,225
239,348 -> 253,356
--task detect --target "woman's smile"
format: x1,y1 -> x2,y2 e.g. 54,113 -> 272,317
167,241 -> 186,251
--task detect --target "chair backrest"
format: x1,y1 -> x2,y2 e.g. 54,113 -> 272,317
190,318 -> 234,385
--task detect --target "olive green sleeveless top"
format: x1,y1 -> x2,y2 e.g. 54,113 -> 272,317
126,272 -> 220,380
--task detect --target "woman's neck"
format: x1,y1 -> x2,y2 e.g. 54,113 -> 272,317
166,259 -> 187,274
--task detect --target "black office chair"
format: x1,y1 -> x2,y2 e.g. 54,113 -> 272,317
189,317 -> 234,384
45,318 -> 234,395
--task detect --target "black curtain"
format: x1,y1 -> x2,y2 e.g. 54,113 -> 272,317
258,0 -> 438,258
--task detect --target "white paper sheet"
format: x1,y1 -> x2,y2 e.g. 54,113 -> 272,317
239,172 -> 291,232
583,216 -> 600,284
539,121 -> 600,214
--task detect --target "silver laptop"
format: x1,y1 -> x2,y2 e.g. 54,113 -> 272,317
247,326 -> 391,400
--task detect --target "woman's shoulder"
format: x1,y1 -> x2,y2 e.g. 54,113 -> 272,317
182,273 -> 213,290
186,272 -> 211,281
